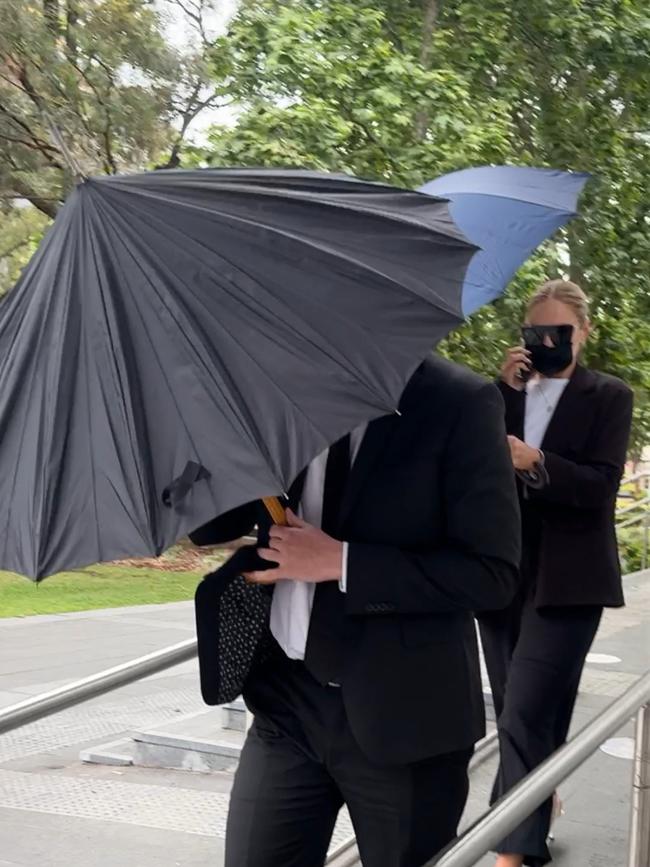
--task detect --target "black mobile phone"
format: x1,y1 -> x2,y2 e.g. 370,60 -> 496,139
517,364 -> 533,384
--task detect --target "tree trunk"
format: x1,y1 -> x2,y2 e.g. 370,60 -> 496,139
567,224 -> 587,287
65,1 -> 78,58
414,0 -> 441,141
10,179 -> 59,220
43,0 -> 60,33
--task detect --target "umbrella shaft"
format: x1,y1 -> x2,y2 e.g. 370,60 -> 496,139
263,496 -> 288,525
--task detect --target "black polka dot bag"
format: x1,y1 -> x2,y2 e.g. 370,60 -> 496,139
194,544 -> 275,705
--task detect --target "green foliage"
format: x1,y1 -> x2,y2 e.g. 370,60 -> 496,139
0,204 -> 50,295
0,543 -> 227,616
202,0 -> 650,447
0,0 -> 225,292
2,1 -> 648,445
0,563 -> 202,617
203,1 -> 517,183
617,525 -> 649,575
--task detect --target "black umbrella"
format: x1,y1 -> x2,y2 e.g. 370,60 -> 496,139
0,168 -> 476,580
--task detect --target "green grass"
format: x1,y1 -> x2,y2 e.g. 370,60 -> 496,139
0,550 -> 227,618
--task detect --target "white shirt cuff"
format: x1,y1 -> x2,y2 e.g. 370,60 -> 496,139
339,542 -> 349,593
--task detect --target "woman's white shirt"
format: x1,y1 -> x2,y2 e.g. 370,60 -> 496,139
524,377 -> 569,450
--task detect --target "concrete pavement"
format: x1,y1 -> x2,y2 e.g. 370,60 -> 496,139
0,572 -> 648,866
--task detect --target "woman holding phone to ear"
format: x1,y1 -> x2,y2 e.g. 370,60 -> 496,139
478,280 -> 634,867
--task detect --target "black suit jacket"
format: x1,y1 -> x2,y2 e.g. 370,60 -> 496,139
498,365 -> 633,609
191,356 -> 521,764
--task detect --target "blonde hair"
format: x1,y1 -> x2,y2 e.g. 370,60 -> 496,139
527,279 -> 590,327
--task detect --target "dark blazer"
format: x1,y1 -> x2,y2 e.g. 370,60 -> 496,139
191,356 -> 521,765
498,365 -> 633,609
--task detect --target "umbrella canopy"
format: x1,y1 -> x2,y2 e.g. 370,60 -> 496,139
419,165 -> 590,315
0,168 -> 479,580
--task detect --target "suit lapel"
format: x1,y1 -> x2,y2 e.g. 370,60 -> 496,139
502,385 -> 525,440
539,364 -> 597,452
338,412 -> 401,529
337,360 -> 428,529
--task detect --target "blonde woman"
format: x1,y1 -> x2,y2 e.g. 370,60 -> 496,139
479,280 -> 634,867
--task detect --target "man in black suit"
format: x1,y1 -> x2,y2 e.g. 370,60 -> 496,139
191,355 -> 521,867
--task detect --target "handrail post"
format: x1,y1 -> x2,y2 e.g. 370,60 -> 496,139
431,672 -> 650,867
628,702 -> 650,867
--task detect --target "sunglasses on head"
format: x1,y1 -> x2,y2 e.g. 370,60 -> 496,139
521,324 -> 574,347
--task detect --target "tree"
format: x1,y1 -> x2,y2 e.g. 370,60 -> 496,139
200,0 -> 650,447
0,0 -> 228,293
0,203 -> 49,291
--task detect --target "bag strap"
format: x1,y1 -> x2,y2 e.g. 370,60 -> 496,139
162,461 -> 211,508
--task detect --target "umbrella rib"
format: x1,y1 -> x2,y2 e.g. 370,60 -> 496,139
0,199 -> 79,577
106,173 -> 472,245
108,189 -> 408,416
100,183 -> 465,320
83,197 -> 158,550
89,194 -> 268,503
37,206 -> 87,573
79,196 -> 109,565
88,191 -> 291,491
118,234 -> 369,481
93,196 -> 284,460
426,187 -> 580,212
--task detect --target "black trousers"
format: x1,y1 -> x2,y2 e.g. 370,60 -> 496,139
225,653 -> 473,867
478,594 -> 602,866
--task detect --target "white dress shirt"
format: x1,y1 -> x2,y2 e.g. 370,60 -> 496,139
524,377 -> 569,449
270,425 -> 366,660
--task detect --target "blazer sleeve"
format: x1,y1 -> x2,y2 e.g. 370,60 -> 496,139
188,502 -> 258,547
533,384 -> 633,509
344,383 -> 521,615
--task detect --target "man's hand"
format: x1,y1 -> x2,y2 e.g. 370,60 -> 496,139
507,435 -> 541,471
244,509 -> 344,585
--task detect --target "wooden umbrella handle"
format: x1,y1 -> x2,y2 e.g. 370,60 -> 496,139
262,496 -> 288,526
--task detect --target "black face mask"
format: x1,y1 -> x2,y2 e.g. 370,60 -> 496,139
522,324 -> 574,377
527,343 -> 573,376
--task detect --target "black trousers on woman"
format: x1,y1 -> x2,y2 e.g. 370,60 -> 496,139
478,592 -> 602,866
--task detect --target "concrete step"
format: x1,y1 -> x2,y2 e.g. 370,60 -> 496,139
133,709 -> 244,772
80,736 -> 135,767
81,707 -> 247,772
221,698 -> 248,732
81,692 -> 493,772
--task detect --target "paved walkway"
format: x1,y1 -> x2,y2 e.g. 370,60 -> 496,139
0,572 -> 648,866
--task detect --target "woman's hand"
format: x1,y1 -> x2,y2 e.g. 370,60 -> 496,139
501,346 -> 531,390
507,435 -> 541,471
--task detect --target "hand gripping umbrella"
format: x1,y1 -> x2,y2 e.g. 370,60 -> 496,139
0,169 -> 479,579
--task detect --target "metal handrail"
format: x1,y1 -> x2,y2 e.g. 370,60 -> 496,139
628,703 -> 650,867
619,513 -> 650,530
617,495 -> 650,519
0,660 -> 647,867
0,638 -> 197,735
1,590 -> 647,864
429,671 -> 650,867
621,470 -> 650,486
